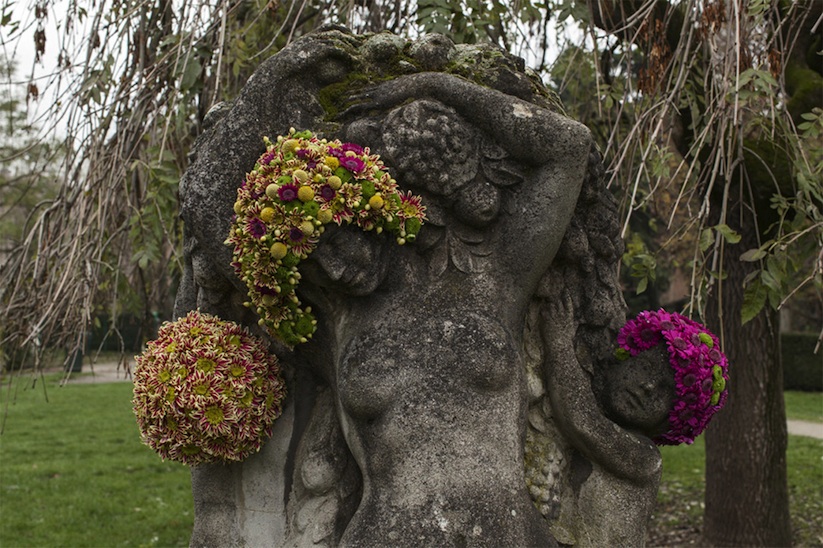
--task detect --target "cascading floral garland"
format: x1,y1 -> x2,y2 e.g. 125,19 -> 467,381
225,129 -> 426,346
133,310 -> 286,465
615,309 -> 730,445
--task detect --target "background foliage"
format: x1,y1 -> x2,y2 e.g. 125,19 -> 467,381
2,0 -> 819,361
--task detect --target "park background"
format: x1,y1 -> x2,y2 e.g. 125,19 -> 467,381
1,0 -> 822,545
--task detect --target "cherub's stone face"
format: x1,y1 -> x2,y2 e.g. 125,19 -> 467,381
598,344 -> 676,438
301,224 -> 390,296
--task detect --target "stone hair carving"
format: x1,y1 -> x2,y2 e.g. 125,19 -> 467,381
177,25 -> 661,548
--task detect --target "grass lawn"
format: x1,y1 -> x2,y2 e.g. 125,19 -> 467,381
0,372 -> 820,547
648,391 -> 823,546
0,374 -> 192,547
785,390 -> 823,423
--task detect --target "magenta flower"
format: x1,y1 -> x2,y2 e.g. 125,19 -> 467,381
330,142 -> 365,158
342,142 -> 364,155
339,156 -> 365,174
616,309 -> 730,445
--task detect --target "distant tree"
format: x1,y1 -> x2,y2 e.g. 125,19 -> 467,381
0,56 -> 60,255
0,55 -> 64,368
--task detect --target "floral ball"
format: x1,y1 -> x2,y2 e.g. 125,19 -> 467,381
616,309 -> 730,445
225,128 -> 426,347
133,310 -> 286,465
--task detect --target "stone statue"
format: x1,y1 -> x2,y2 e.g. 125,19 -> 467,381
176,25 -> 662,548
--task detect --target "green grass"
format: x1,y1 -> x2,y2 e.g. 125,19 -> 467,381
0,372 -> 819,547
648,394 -> 823,546
0,374 -> 192,547
785,390 -> 823,423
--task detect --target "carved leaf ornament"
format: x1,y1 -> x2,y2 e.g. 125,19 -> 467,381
416,150 -> 525,276
226,128 -> 427,346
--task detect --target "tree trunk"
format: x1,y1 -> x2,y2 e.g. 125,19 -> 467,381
703,200 -> 791,546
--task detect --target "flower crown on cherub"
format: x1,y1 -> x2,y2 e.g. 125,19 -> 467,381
615,310 -> 730,445
225,128 -> 427,346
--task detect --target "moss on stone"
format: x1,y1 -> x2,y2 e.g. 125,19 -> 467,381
316,30 -> 568,123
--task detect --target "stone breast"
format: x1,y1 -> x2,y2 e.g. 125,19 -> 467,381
337,312 -> 519,421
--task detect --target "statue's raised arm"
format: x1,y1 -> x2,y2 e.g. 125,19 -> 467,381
344,71 -> 591,166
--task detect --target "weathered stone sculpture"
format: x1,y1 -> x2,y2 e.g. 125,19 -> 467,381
176,25 -> 661,547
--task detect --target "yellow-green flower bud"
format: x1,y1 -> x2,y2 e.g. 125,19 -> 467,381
260,207 -> 276,223
297,185 -> 315,202
325,157 -> 340,169
369,194 -> 385,210
300,221 -> 315,235
266,184 -> 279,200
270,242 -> 288,260
282,139 -> 300,154
328,175 -> 342,189
234,200 -> 244,215
294,170 -> 309,184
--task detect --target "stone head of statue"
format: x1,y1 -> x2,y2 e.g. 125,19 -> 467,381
593,344 -> 676,438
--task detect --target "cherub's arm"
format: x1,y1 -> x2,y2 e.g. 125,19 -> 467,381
540,295 -> 661,485
344,72 -> 591,166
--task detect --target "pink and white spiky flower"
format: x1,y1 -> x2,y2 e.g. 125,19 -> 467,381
133,310 -> 286,465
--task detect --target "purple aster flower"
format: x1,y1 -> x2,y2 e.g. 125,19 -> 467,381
339,156 -> 365,174
289,227 -> 305,243
278,183 -> 299,202
701,377 -> 714,393
260,151 -> 276,165
255,285 -> 278,296
640,327 -> 658,342
247,218 -> 266,239
319,184 -> 336,201
672,337 -> 688,350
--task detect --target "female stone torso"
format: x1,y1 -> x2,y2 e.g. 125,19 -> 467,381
302,79 -> 591,545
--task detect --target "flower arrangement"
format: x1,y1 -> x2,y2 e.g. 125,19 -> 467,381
133,310 -> 286,465
226,129 -> 426,346
615,309 -> 729,445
